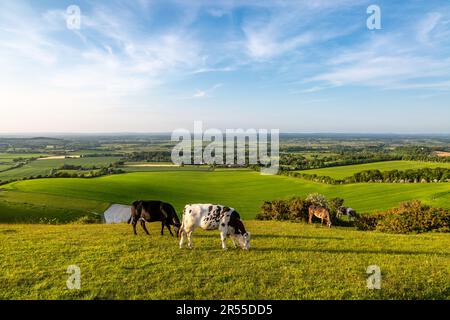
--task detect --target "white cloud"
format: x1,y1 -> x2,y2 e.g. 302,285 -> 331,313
417,12 -> 442,44
304,18 -> 450,92
191,83 -> 223,99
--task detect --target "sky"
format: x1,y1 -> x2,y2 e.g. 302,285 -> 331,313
0,0 -> 450,133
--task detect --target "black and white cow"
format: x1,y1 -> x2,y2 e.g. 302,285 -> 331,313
337,206 -> 357,219
179,204 -> 251,250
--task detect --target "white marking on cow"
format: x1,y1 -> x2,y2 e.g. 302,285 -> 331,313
179,204 -> 251,250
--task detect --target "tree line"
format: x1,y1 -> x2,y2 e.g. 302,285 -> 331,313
284,167 -> 450,184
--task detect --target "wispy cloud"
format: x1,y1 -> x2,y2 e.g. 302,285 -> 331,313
1,0 -> 450,132
192,83 -> 223,99
417,12 -> 442,44
304,10 -> 450,92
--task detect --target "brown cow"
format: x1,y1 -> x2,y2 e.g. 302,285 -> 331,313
308,206 -> 332,228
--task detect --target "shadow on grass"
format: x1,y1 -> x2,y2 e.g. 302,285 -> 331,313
255,234 -> 344,241
0,229 -> 18,234
192,233 -> 344,241
252,247 -> 450,257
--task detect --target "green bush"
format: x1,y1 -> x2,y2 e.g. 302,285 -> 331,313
256,194 -> 354,226
73,214 -> 102,224
356,201 -> 450,234
355,214 -> 384,231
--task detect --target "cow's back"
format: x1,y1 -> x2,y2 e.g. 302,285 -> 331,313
183,204 -> 227,231
140,200 -> 165,221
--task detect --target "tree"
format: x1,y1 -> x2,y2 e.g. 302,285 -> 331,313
306,193 -> 329,208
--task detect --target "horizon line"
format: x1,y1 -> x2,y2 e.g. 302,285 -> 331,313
0,132 -> 449,136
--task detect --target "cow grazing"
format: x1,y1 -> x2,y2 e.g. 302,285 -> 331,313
179,204 -> 251,250
308,205 -> 332,227
337,207 -> 357,219
128,200 -> 181,236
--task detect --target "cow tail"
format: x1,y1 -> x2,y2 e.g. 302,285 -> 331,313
178,207 -> 186,238
128,201 -> 140,224
128,205 -> 136,224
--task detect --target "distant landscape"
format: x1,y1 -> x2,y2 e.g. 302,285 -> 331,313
2,0 -> 450,303
1,134 -> 449,223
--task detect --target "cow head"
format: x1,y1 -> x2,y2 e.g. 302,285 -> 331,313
240,232 -> 251,250
173,222 -> 181,237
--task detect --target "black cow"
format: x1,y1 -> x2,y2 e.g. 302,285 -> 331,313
128,200 -> 181,236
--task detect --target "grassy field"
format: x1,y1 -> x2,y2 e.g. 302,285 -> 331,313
122,163 -> 213,172
0,156 -> 121,181
299,161 -> 450,179
0,153 -> 47,160
1,171 -> 449,222
0,153 -> 48,172
1,221 -> 449,299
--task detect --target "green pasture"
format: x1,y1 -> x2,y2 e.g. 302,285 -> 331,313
0,171 -> 449,223
0,156 -> 122,181
1,221 -> 449,299
298,161 -> 450,179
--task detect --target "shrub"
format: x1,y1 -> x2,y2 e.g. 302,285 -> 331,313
288,197 -> 309,221
256,201 -> 274,220
256,194 -> 353,225
355,213 -> 385,231
356,201 -> 450,234
38,217 -> 60,225
305,193 -> 329,208
73,214 -> 102,224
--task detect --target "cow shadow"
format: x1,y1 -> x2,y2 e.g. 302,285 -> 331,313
0,229 -> 17,234
192,233 -> 344,241
255,234 -> 344,241
251,247 -> 450,257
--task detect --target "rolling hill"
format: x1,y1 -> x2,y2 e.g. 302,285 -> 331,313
1,170 -> 449,222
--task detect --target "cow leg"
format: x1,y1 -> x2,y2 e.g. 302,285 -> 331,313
220,232 -> 228,250
166,224 -> 174,237
219,225 -> 228,250
140,219 -> 150,235
187,231 -> 194,249
132,221 -> 138,235
160,222 -> 164,236
231,235 -> 238,249
179,230 -> 186,248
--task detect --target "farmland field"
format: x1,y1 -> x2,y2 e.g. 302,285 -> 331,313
1,170 -> 449,223
0,153 -> 48,172
0,156 -> 122,181
298,161 -> 450,179
1,221 -> 449,299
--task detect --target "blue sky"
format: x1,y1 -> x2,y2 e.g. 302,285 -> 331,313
0,0 -> 449,133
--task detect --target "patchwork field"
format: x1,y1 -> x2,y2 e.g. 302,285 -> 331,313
0,153 -> 47,171
1,221 -> 449,299
299,161 -> 450,179
0,170 -> 449,223
0,156 -> 121,181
